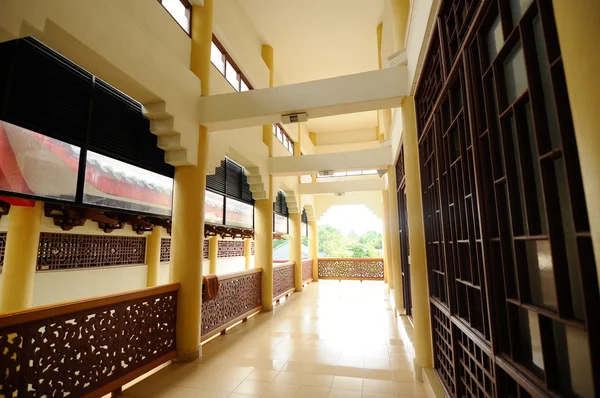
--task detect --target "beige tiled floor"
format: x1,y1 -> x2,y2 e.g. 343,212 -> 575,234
123,280 -> 426,398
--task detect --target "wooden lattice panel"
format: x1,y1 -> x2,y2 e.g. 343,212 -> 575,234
37,233 -> 146,270
0,287 -> 177,397
160,238 -> 170,262
415,24 -> 444,135
454,325 -> 494,397
318,259 -> 384,280
251,241 -> 255,255
302,259 -> 312,282
431,303 -> 455,395
217,240 -> 245,257
273,263 -> 295,299
201,270 -> 261,337
439,0 -> 482,68
203,240 -> 208,259
0,232 -> 6,268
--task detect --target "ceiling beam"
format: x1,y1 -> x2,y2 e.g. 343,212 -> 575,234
299,179 -> 385,195
198,67 -> 408,131
269,146 -> 392,176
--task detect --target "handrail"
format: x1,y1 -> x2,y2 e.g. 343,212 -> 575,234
318,257 -> 384,261
0,283 -> 180,328
216,267 -> 262,282
274,261 -> 294,269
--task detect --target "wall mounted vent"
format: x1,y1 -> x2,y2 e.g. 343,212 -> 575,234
282,113 -> 308,124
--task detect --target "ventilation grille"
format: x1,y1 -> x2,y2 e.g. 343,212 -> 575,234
274,191 -> 288,216
206,158 -> 253,205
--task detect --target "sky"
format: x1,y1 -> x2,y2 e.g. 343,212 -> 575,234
318,205 -> 382,235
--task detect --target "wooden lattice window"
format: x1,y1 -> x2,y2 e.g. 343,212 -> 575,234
160,238 -> 171,263
0,232 -> 6,268
416,1 -> 599,396
37,233 -> 146,270
396,147 -> 412,316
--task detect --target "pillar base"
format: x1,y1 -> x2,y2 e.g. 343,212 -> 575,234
414,360 -> 424,382
295,287 -> 303,292
175,347 -> 200,363
262,305 -> 273,312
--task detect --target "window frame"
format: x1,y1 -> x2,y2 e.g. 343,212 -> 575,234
157,0 -> 192,36
210,35 -> 254,92
273,124 -> 295,155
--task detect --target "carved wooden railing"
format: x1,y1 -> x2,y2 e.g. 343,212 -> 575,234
273,261 -> 295,301
302,258 -> 313,283
0,284 -> 179,398
201,268 -> 262,341
318,258 -> 385,280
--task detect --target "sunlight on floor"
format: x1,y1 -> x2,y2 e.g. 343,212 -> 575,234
123,281 -> 425,398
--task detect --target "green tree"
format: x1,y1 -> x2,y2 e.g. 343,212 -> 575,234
317,225 -> 383,258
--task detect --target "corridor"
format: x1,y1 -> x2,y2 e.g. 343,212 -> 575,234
123,281 -> 426,398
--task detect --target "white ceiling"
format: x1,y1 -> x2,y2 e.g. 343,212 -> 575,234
236,0 -> 384,136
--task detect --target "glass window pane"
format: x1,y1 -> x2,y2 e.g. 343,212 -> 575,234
225,198 -> 253,229
362,169 -> 378,175
533,16 -> 561,149
517,308 -> 545,376
347,170 -> 361,176
83,151 -> 173,216
486,16 -> 504,64
277,128 -> 283,142
553,321 -> 594,397
240,80 -> 249,92
301,222 -> 308,237
289,141 -> 294,154
205,190 -> 224,224
274,214 -> 288,234
332,172 -> 347,177
210,42 -> 225,73
162,0 -> 190,33
503,42 -> 528,106
510,0 -> 534,26
272,125 -> 277,135
524,240 -> 558,310
225,61 -> 239,90
0,121 -> 80,201
282,134 -> 288,147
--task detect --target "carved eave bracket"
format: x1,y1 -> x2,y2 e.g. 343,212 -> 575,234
0,200 -> 10,220
204,224 -> 254,240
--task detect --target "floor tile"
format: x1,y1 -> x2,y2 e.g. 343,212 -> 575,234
363,379 -> 395,395
233,379 -> 271,395
274,371 -> 306,385
329,388 -> 362,398
295,385 -> 331,398
332,376 -> 363,391
301,373 -> 334,388
262,382 -> 300,398
246,369 -> 280,382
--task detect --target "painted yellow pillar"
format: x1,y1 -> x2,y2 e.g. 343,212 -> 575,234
390,0 -> 411,52
381,191 -> 393,287
376,23 -> 386,142
289,212 -> 303,292
388,166 -> 404,313
244,238 -> 252,270
146,226 -> 162,287
208,236 -> 218,275
255,198 -> 274,311
256,43 -> 275,311
402,97 -> 433,372
553,0 -> 600,288
308,220 -> 318,281
169,0 -> 213,362
0,202 -> 42,312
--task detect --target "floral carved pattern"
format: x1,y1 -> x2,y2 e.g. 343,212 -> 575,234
203,240 -> 208,259
160,238 -> 171,262
0,288 -> 177,397
302,259 -> 313,282
318,259 -> 384,279
201,270 -> 261,337
217,240 -> 244,258
37,233 -> 146,270
273,264 -> 295,299
0,232 -> 6,269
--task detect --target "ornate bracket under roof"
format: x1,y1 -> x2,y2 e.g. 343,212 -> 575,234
0,200 -> 10,220
204,224 -> 254,240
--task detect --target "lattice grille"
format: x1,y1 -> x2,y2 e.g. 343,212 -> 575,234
203,240 -> 208,259
0,287 -> 177,397
454,325 -> 494,397
251,241 -> 255,255
273,264 -> 295,298
416,25 -> 444,135
431,303 -> 456,395
439,0 -> 482,68
0,232 -> 6,268
160,238 -> 170,262
201,271 -> 261,337
302,259 -> 312,282
318,259 -> 384,280
37,233 -> 145,270
217,240 -> 244,257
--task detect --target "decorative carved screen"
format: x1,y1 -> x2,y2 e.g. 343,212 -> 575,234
415,1 -> 598,396
273,263 -> 295,299
317,259 -> 384,280
37,233 -> 146,270
160,238 -> 170,262
217,240 -> 245,257
0,232 -> 6,268
302,258 -> 313,283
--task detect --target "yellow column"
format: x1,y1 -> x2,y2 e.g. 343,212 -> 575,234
309,220 -> 318,281
244,238 -> 252,270
0,202 -> 42,312
381,191 -> 393,287
290,212 -> 303,292
169,0 -> 213,362
376,23 -> 386,142
256,44 -> 275,311
255,198 -> 274,311
390,0 -> 410,52
146,226 -> 162,287
553,1 -> 600,287
388,166 -> 404,312
208,236 -> 218,274
402,97 -> 433,373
